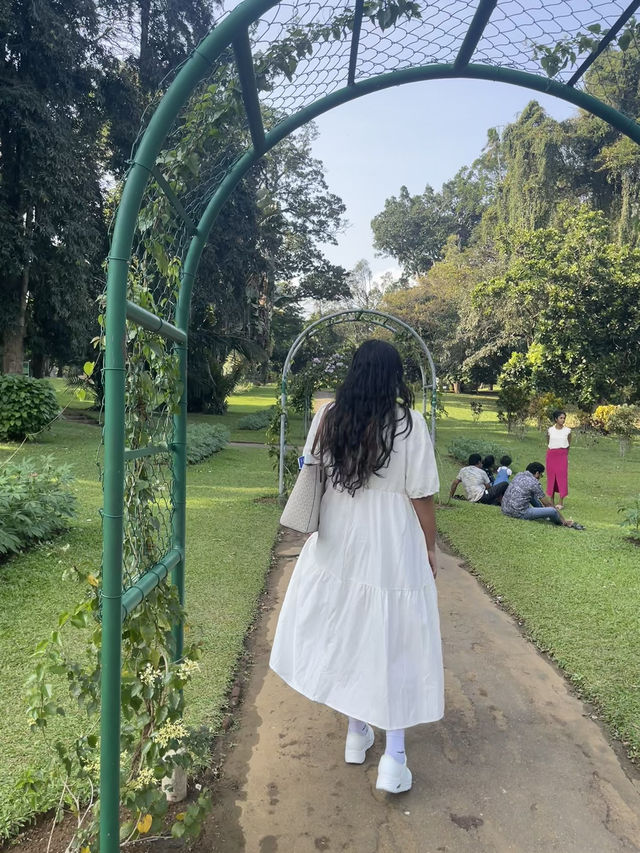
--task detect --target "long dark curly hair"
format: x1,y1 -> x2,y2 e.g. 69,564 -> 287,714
313,339 -> 414,494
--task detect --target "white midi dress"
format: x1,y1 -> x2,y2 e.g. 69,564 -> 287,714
269,406 -> 444,731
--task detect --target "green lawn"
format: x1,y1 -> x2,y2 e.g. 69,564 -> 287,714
1,382 -> 638,837
0,386 -> 282,839
435,393 -> 640,761
48,375 -> 98,416
194,385 -> 640,762
190,383 -> 306,443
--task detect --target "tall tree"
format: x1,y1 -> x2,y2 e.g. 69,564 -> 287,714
371,163 -> 491,277
381,238 -> 500,386
99,0 -> 217,176
371,184 -> 450,275
493,101 -> 568,230
158,91 -> 347,404
250,125 -> 348,373
0,0 -> 105,373
469,207 -> 640,407
346,259 -> 383,310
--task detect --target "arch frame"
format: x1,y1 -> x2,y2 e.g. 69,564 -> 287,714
277,309 -> 437,496
99,3 -> 640,848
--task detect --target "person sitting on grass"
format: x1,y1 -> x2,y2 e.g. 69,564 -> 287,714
493,455 -> 513,486
500,462 -> 584,529
482,454 -> 496,484
449,453 -> 509,505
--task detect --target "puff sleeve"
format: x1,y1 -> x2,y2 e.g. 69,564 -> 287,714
404,410 -> 439,498
302,403 -> 331,464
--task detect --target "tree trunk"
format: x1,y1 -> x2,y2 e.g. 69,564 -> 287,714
2,263 -> 30,374
139,0 -> 152,92
452,381 -> 461,394
255,271 -> 271,384
1,132 -> 31,374
31,352 -> 50,378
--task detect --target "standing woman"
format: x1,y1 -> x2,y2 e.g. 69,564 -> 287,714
270,340 -> 444,795
546,409 -> 572,509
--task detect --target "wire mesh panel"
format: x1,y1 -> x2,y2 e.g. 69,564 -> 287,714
123,0 -> 640,303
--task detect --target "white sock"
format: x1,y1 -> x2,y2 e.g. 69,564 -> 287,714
385,728 -> 405,763
348,717 -> 368,735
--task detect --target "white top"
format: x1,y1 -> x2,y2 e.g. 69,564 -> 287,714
457,465 -> 490,502
270,406 -> 444,730
497,466 -> 512,477
548,425 -> 571,449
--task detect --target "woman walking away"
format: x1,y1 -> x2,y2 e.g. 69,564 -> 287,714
546,409 -> 571,509
270,340 -> 444,795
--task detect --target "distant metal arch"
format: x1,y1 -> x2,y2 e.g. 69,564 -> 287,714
278,309 -> 437,496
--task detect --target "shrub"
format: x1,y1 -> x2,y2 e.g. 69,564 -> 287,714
572,410 -> 600,447
0,457 -> 76,557
0,375 -> 60,440
186,424 -> 230,464
618,495 -> 640,537
528,392 -> 564,430
607,404 -> 640,457
447,436 -> 509,465
187,357 -> 237,414
496,384 -> 531,433
606,404 -> 640,436
590,404 -> 639,456
237,409 -> 273,431
591,404 -> 617,433
469,401 -> 483,423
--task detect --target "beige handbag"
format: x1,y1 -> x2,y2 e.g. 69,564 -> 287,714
280,463 -> 326,533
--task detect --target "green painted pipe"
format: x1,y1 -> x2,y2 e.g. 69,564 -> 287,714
171,340 -> 188,663
120,548 -> 182,619
100,2 -> 281,848
125,300 -> 187,344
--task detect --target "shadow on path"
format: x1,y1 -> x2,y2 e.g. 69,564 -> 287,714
195,530 -> 640,853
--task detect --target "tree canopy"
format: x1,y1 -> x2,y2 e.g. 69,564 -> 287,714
0,0 -> 347,388
373,29 -> 640,406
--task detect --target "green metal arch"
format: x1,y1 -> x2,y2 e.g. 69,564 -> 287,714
101,2 -> 640,848
277,308 -> 438,497
177,62 -> 640,318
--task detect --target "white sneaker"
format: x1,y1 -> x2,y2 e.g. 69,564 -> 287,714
344,724 -> 374,764
375,753 -> 412,793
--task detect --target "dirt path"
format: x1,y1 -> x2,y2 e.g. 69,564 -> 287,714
195,530 -> 640,853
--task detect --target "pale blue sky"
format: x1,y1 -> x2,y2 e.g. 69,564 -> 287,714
310,78 -> 576,279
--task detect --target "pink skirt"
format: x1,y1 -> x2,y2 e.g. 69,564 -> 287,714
546,447 -> 569,498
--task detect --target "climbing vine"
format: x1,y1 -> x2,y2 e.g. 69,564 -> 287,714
22,250 -> 210,850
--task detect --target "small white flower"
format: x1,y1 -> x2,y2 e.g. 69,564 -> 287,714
129,767 -> 156,791
177,659 -> 200,681
152,719 -> 188,749
139,663 -> 162,686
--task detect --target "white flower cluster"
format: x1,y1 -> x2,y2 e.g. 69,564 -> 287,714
152,719 -> 188,749
129,767 -> 156,791
139,663 -> 162,687
177,659 -> 200,681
